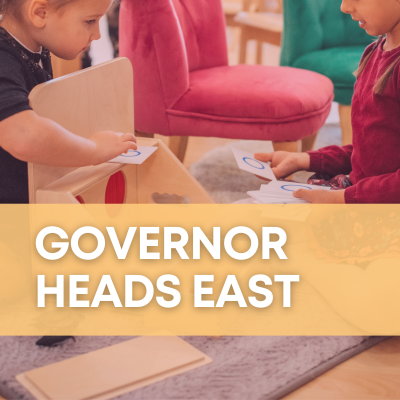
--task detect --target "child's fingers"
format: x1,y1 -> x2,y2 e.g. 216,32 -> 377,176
254,152 -> 273,162
271,166 -> 288,180
122,142 -> 138,152
120,132 -> 137,143
293,189 -> 312,201
255,165 -> 282,180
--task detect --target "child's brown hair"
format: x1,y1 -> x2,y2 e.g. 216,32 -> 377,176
355,35 -> 400,95
0,0 -> 76,18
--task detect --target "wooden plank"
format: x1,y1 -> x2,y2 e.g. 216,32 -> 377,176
17,337 -> 212,400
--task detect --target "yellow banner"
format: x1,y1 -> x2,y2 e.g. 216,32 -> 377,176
1,204 -> 400,335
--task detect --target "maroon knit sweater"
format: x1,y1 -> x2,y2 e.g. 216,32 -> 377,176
308,40 -> 400,203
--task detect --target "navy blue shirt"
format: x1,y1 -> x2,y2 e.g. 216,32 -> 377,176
0,26 -> 52,203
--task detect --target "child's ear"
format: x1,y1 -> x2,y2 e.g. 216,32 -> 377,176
27,0 -> 50,28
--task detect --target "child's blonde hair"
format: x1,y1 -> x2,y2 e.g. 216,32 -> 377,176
355,35 -> 400,96
0,0 -> 76,18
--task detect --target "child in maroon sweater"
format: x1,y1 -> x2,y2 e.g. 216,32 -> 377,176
255,0 -> 400,204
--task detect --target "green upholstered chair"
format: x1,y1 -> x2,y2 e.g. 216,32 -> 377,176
280,0 -> 373,145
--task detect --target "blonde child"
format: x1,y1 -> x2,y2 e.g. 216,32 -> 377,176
0,0 -> 136,347
255,0 -> 400,204
0,0 -> 137,203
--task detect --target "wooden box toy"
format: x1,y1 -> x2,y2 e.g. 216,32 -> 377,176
28,58 -> 213,205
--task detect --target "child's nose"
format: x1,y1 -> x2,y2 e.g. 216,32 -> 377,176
340,0 -> 354,14
92,23 -> 101,41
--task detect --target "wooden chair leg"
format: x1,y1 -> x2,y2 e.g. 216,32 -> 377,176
227,26 -> 240,53
135,131 -> 154,138
233,27 -> 241,53
338,104 -> 353,146
256,40 -> 263,65
239,29 -> 249,64
301,132 -> 318,152
169,136 -> 189,163
272,140 -> 300,153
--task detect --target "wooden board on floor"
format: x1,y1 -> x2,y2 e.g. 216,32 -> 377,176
17,336 -> 212,400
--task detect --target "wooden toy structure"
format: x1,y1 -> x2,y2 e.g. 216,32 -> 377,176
28,58 -> 213,205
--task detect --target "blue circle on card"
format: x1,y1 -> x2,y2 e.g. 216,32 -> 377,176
281,184 -> 312,192
243,157 -> 265,170
121,150 -> 141,158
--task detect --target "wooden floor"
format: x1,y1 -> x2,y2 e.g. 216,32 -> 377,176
285,337 -> 400,399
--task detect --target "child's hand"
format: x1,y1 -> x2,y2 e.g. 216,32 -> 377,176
89,131 -> 137,165
254,151 -> 310,180
293,189 -> 345,204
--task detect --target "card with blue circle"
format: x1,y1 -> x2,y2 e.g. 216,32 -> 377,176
108,146 -> 158,164
260,182 -> 331,194
232,148 -> 276,181
247,181 -> 331,204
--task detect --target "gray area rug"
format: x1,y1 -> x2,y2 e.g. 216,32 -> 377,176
189,123 -> 342,203
0,336 -> 386,400
0,124 -> 387,400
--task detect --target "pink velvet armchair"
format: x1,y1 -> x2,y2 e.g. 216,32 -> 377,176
120,0 -> 334,161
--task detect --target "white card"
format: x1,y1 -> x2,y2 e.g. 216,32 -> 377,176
247,191 -> 308,204
248,191 -> 305,200
108,146 -> 158,164
232,148 -> 276,181
260,181 -> 331,195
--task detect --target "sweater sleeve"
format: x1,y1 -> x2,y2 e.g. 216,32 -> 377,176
344,170 -> 400,204
307,144 -> 353,176
0,50 -> 31,123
